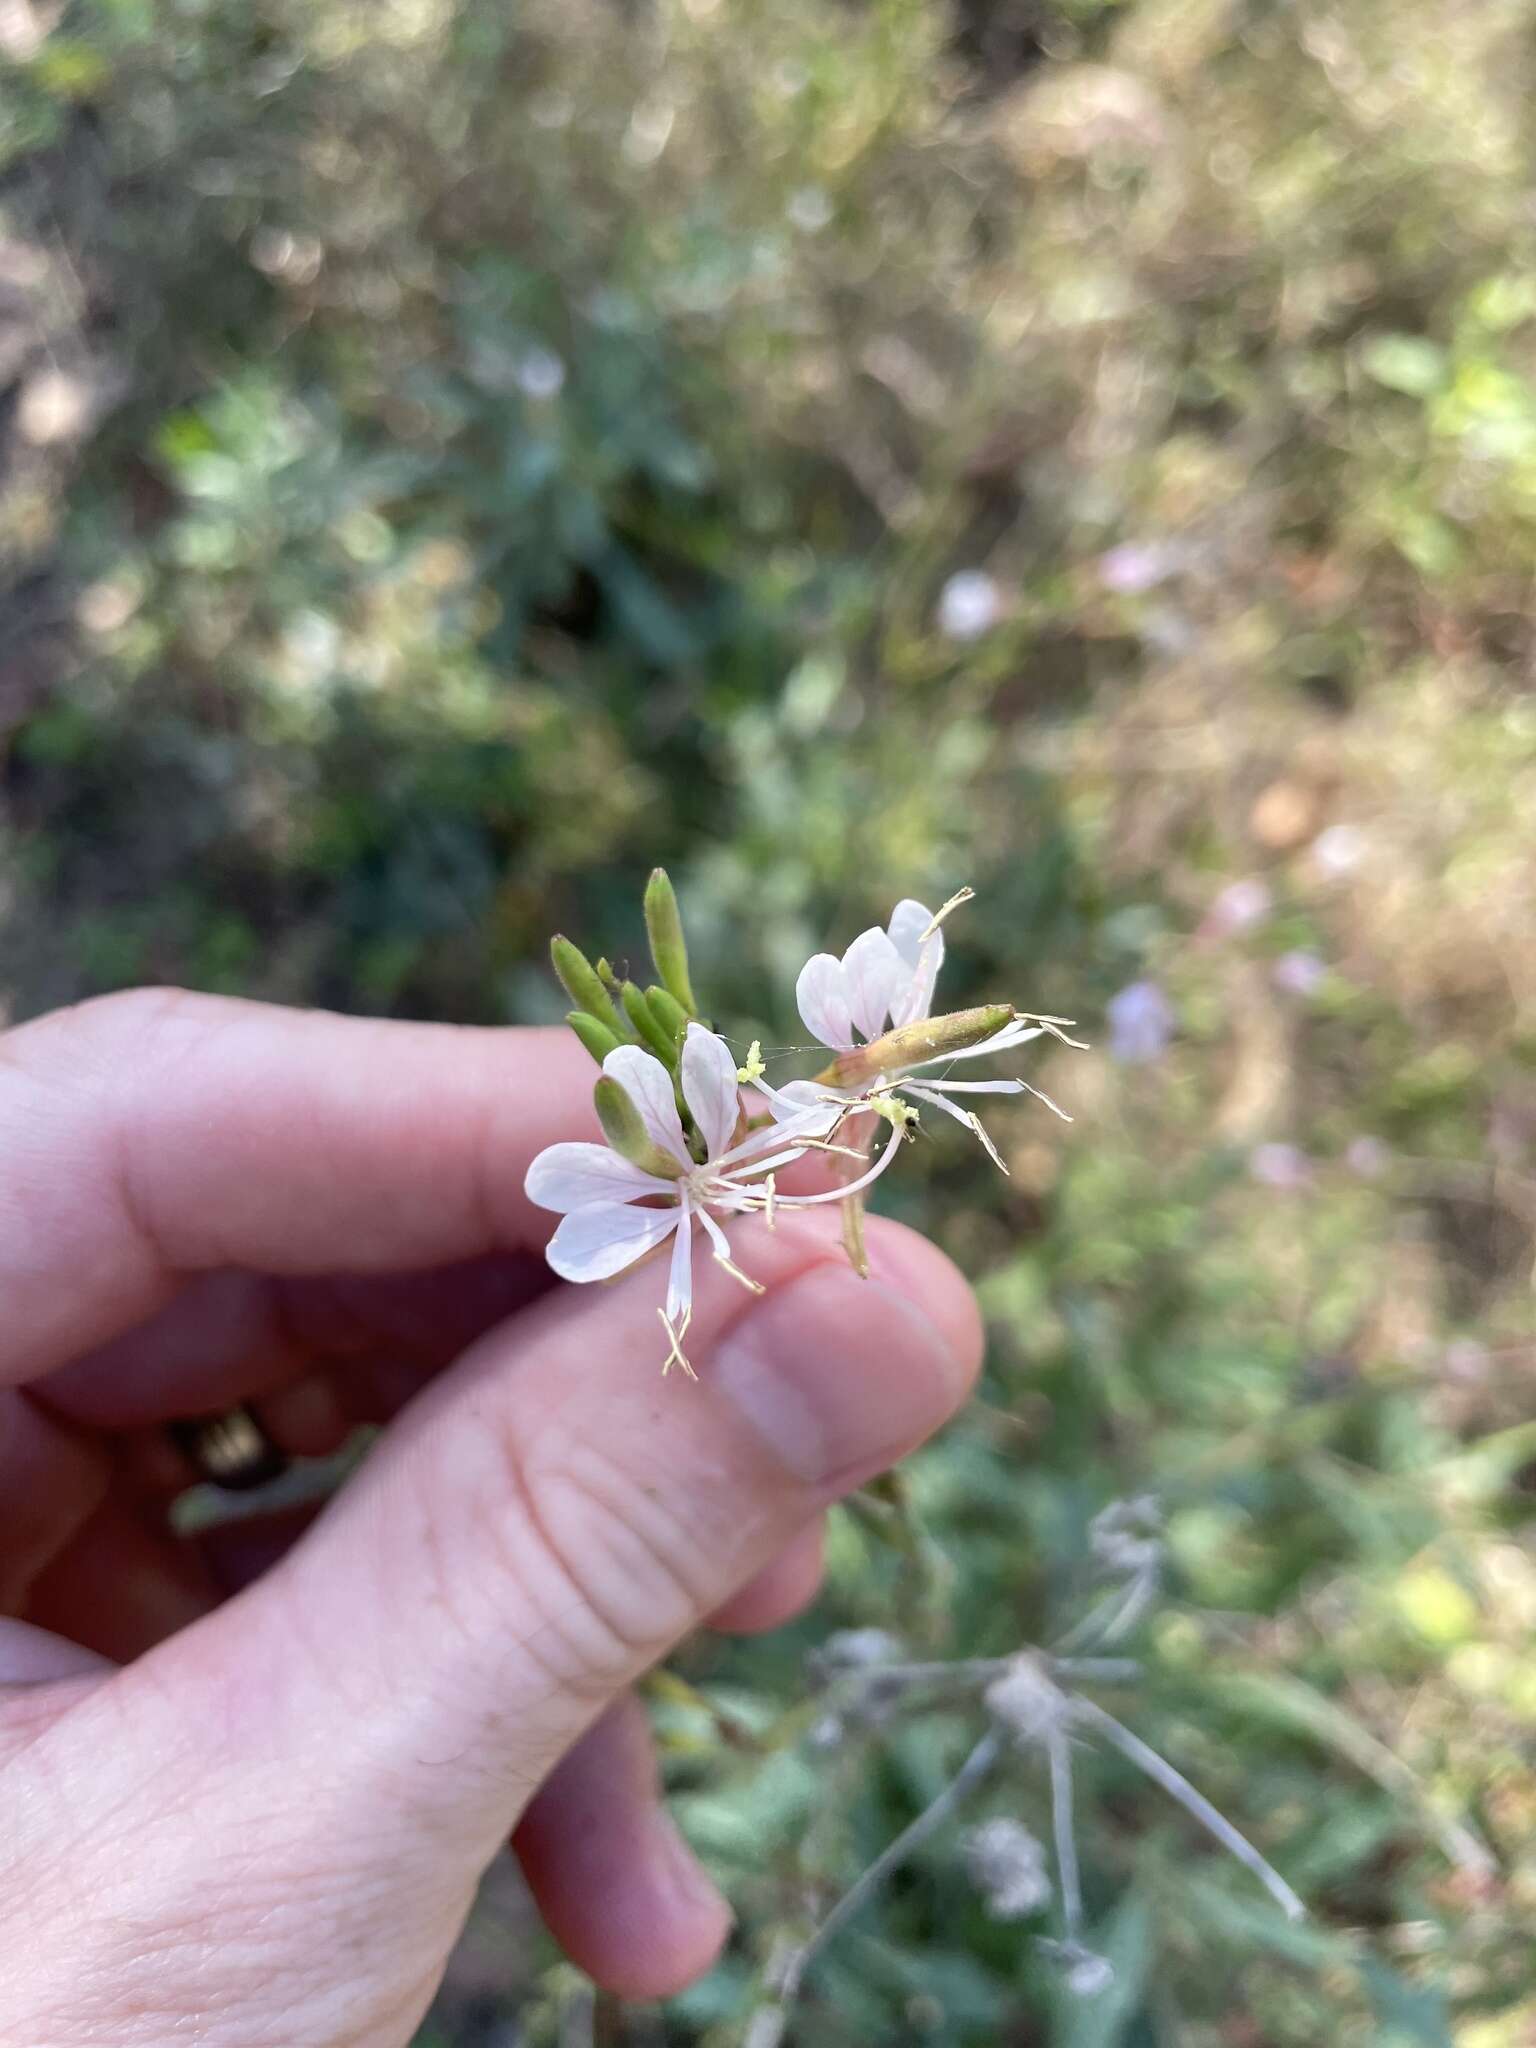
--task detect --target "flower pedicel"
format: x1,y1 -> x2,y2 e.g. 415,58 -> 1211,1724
523,872 -> 1080,1372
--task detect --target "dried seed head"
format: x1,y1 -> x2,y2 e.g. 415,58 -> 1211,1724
1089,1495 -> 1164,1577
809,1627 -> 905,1680
1038,1940 -> 1114,1999
963,1818 -> 1052,1920
983,1655 -> 1071,1742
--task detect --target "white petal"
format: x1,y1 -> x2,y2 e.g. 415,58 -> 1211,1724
666,1197 -> 694,1321
740,1079 -> 845,1148
796,952 -> 854,1050
904,1085 -> 1010,1171
712,1145 -> 809,1184
886,898 -> 943,1026
915,1078 -> 1028,1094
840,926 -> 905,1043
546,1201 -> 679,1284
885,899 -> 935,969
769,1120 -> 907,1204
912,1020 -> 1044,1067
681,1023 -> 742,1160
524,1141 -> 671,1213
602,1043 -> 690,1164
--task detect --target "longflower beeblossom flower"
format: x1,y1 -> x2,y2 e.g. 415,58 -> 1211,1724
778,895 -> 1079,1170
525,1023 -> 905,1374
526,870 -> 1081,1371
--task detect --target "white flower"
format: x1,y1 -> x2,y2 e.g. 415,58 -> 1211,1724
525,1023 -> 899,1372
787,896 -> 1069,1168
938,569 -> 1002,641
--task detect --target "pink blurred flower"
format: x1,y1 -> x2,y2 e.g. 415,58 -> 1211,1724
1199,877 -> 1272,942
1097,539 -> 1186,595
1345,1135 -> 1389,1179
1106,980 -> 1174,1064
1249,1142 -> 1312,1190
1272,949 -> 1326,996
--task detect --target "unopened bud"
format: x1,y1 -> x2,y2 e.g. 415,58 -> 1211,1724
566,1010 -> 624,1066
819,1004 -> 1014,1089
551,937 -> 628,1041
593,1076 -> 682,1178
646,984 -> 690,1047
644,868 -> 700,1017
621,981 -> 680,1068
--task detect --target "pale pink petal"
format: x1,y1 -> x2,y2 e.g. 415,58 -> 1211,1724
524,1141 -> 672,1213
665,1197 -> 694,1321
545,1201 -> 679,1284
751,1076 -> 845,1131
840,926 -> 905,1042
885,899 -> 936,970
770,1120 -> 907,1205
681,1023 -> 742,1160
886,898 -> 943,1026
733,1084 -> 844,1157
796,952 -> 854,1050
602,1043 -> 691,1164
713,1145 -> 810,1184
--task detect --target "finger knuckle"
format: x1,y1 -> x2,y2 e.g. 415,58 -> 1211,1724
453,1416 -> 724,1706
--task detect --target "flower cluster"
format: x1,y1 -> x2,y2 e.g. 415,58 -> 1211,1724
525,872 -> 1080,1372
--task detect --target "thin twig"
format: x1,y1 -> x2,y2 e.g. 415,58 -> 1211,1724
774,1726 -> 1004,2004
1073,1699 -> 1305,1922
1050,1657 -> 1143,1683
1052,1566 -> 1160,1654
1048,1726 -> 1083,1942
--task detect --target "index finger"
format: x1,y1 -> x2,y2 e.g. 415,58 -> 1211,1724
0,989 -> 599,1384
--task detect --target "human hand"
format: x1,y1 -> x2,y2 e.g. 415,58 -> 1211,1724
0,989 -> 980,2045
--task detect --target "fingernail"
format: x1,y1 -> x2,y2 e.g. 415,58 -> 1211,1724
710,1261 -> 968,1487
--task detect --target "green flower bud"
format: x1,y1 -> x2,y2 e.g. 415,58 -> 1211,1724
818,1003 -> 1015,1089
621,981 -> 680,1067
593,1076 -> 682,1178
646,985 -> 690,1048
551,937 -> 629,1040
566,1010 -> 624,1066
644,867 -> 699,1017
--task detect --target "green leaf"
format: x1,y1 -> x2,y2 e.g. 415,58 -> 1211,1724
1361,334 -> 1447,397
1359,1958 -> 1451,2047
1057,1895 -> 1154,2048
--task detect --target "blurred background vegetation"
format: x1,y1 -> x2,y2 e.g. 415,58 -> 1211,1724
5,0 -> 1536,2040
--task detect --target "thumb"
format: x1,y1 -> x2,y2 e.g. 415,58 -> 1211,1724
102,1211 -> 974,1886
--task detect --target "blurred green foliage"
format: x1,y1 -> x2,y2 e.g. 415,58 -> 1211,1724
5,0 -> 1536,2041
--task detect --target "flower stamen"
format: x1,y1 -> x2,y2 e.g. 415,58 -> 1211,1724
659,1304 -> 696,1379
919,885 -> 975,943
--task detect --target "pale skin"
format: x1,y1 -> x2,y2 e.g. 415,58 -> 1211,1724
0,989 -> 982,2045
